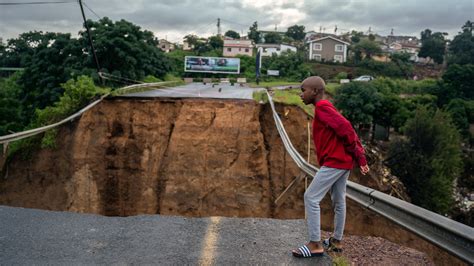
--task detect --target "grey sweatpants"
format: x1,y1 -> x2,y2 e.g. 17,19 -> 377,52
304,166 -> 350,242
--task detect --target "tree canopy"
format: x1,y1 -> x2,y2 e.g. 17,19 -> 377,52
334,81 -> 381,125
285,25 -> 305,41
264,32 -> 282,44
248,21 -> 261,44
448,21 -> 474,65
419,29 -> 446,64
352,39 -> 382,60
224,30 -> 240,39
0,17 -> 170,123
387,107 -> 462,214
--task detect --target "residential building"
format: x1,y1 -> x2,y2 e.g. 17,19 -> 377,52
158,39 -> 175,53
305,32 -> 340,43
386,35 -> 419,46
223,38 -> 253,57
308,36 -> 349,63
183,40 -> 194,51
388,42 -> 421,62
255,43 -> 297,56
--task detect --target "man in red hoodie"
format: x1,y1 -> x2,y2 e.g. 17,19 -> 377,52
292,76 -> 370,258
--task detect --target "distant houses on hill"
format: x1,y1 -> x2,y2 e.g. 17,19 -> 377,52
169,29 -> 423,63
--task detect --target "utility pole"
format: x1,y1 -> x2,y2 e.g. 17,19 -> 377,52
217,18 -> 221,37
78,0 -> 102,84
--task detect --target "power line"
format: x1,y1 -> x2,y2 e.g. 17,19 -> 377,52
220,18 -> 249,28
83,1 -> 101,20
0,1 -> 75,5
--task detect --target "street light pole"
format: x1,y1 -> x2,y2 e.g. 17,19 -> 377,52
78,0 -> 102,84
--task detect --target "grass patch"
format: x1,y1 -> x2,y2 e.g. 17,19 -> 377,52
252,88 -> 314,116
332,255 -> 350,266
247,81 -> 300,88
325,83 -> 341,96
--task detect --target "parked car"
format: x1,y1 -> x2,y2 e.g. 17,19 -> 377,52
354,75 -> 374,82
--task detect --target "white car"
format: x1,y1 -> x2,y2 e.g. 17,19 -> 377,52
354,75 -> 374,82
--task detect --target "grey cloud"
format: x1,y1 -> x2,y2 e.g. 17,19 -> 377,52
0,0 -> 472,41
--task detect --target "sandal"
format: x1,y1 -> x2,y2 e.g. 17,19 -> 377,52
322,237 -> 343,252
292,245 -> 324,258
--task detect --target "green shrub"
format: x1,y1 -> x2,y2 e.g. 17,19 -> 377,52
33,75 -> 110,148
387,107 -> 462,214
142,75 -> 162,83
335,72 -> 348,81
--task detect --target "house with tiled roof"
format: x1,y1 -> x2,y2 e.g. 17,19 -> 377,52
223,38 -> 253,57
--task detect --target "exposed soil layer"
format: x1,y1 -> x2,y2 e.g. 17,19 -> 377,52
0,98 -> 463,265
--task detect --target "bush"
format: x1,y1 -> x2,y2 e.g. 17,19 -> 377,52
371,77 -> 438,94
355,59 -> 413,78
0,72 -> 25,136
445,99 -> 471,139
34,76 -> 110,147
334,81 -> 381,125
142,75 -> 162,83
387,107 -> 462,214
335,72 -> 348,81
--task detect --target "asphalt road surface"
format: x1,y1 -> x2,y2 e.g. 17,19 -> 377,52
0,206 -> 332,265
123,83 -> 263,100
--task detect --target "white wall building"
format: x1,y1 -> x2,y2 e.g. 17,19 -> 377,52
255,43 -> 297,56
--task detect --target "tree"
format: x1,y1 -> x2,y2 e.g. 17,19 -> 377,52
441,64 -> 474,100
390,52 -> 414,78
390,52 -> 411,63
334,82 -> 381,126
262,50 -> 312,81
387,107 -> 462,214
448,20 -> 474,65
82,17 -> 170,81
350,31 -> 363,43
264,32 -> 282,44
286,25 -> 305,41
373,93 -> 402,140
208,35 -> 223,50
445,98 -> 470,139
224,30 -> 240,39
248,21 -> 261,43
418,29 -> 446,64
184,34 -> 199,47
0,72 -> 25,136
18,32 -> 82,116
352,39 -> 382,60
1,18 -> 171,124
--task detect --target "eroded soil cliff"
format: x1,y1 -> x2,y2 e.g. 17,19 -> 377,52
0,97 -> 461,265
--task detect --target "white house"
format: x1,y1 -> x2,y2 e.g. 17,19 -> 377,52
255,43 -> 297,56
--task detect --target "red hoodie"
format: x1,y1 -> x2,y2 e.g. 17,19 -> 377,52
312,100 -> 367,169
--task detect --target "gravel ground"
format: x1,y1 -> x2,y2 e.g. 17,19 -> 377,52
321,231 -> 434,265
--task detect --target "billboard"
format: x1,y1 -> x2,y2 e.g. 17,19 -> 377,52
184,56 -> 240,74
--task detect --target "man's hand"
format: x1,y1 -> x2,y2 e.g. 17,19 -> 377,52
360,165 -> 370,175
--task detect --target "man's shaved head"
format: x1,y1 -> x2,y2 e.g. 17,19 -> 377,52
301,76 -> 326,93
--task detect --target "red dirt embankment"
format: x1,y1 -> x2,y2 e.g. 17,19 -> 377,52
0,98 -> 464,265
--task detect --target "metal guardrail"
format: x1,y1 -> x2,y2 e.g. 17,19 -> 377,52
265,91 -> 474,264
0,81 -> 176,145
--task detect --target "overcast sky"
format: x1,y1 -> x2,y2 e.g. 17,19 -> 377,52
0,0 -> 472,43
